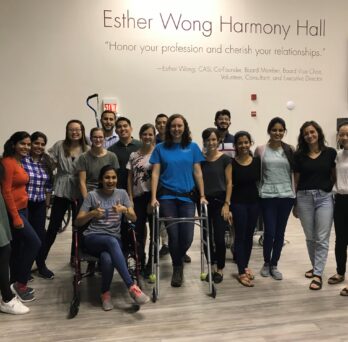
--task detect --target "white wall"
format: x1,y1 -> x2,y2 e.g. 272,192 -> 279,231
1,0 -> 348,149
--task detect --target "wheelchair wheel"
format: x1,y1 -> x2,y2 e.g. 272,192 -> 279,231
258,234 -> 264,246
46,205 -> 72,233
60,208 -> 71,232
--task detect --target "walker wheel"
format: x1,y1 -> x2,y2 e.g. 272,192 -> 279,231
152,288 -> 157,303
211,284 -> 217,299
68,297 -> 80,319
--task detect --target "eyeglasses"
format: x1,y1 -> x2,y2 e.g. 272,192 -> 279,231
68,129 -> 82,133
92,136 -> 104,140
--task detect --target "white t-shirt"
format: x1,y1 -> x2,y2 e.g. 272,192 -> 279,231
333,149 -> 348,194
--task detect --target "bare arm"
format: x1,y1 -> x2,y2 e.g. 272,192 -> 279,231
151,163 -> 161,207
75,206 -> 104,227
79,171 -> 88,199
193,163 -> 207,204
221,163 -> 232,221
113,203 -> 137,222
294,172 -> 300,193
331,167 -> 336,186
292,172 -> 300,218
127,171 -> 134,204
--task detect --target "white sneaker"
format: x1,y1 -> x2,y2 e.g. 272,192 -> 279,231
0,296 -> 30,315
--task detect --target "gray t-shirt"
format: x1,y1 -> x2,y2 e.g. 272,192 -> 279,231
82,189 -> 131,238
76,151 -> 119,191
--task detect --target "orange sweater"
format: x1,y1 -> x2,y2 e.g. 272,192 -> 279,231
1,157 -> 29,227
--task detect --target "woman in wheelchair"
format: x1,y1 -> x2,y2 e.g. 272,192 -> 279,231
75,165 -> 150,310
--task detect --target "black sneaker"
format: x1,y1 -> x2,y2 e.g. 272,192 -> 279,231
38,267 -> 55,280
10,283 -> 36,303
159,244 -> 169,257
171,266 -> 183,287
213,272 -> 223,284
28,275 -> 34,282
183,254 -> 191,263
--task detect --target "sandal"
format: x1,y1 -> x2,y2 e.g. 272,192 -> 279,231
328,274 -> 345,285
309,275 -> 322,290
245,268 -> 255,280
305,269 -> 314,278
340,287 -> 348,296
238,274 -> 254,287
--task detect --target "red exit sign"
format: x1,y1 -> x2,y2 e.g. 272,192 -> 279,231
103,103 -> 117,112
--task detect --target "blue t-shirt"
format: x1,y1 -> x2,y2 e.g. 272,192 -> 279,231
150,142 -> 205,202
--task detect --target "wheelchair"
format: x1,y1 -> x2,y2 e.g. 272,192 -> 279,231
69,220 -> 141,318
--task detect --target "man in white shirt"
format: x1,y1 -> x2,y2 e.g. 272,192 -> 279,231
101,110 -> 119,149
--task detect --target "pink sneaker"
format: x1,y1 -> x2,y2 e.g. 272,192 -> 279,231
129,284 -> 150,305
100,291 -> 113,311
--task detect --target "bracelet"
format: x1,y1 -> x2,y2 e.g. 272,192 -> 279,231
224,201 -> 230,206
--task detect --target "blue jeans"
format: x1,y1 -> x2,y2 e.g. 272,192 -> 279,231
297,190 -> 334,276
231,202 -> 260,275
10,209 -> 41,284
159,199 -> 195,267
261,198 -> 295,266
83,234 -> 133,293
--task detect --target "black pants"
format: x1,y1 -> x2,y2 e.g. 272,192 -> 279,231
133,192 -> 154,266
45,196 -> 79,260
333,194 -> 348,275
203,197 -> 227,270
0,244 -> 14,302
28,200 -> 47,270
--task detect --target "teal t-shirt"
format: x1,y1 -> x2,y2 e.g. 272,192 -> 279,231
260,146 -> 295,198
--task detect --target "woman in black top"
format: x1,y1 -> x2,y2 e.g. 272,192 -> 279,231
201,128 -> 232,283
294,121 -> 336,290
231,131 -> 260,287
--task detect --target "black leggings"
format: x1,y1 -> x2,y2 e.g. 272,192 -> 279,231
203,197 -> 227,270
0,244 -> 14,302
45,196 -> 79,260
334,194 -> 348,275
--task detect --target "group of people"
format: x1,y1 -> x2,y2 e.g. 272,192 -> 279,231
1,108 -> 348,315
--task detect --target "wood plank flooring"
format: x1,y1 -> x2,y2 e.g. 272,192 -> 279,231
1,216 -> 348,342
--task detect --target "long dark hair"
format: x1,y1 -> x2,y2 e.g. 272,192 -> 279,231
202,127 -> 222,142
31,131 -> 54,181
63,120 -> 88,157
164,114 -> 192,148
267,117 -> 287,134
267,117 -> 294,169
234,130 -> 253,157
97,164 -> 118,189
3,131 -> 31,158
296,121 -> 327,155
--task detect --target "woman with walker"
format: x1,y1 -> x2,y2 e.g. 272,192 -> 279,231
150,114 -> 207,287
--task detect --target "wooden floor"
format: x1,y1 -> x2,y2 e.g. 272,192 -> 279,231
2,216 -> 348,342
